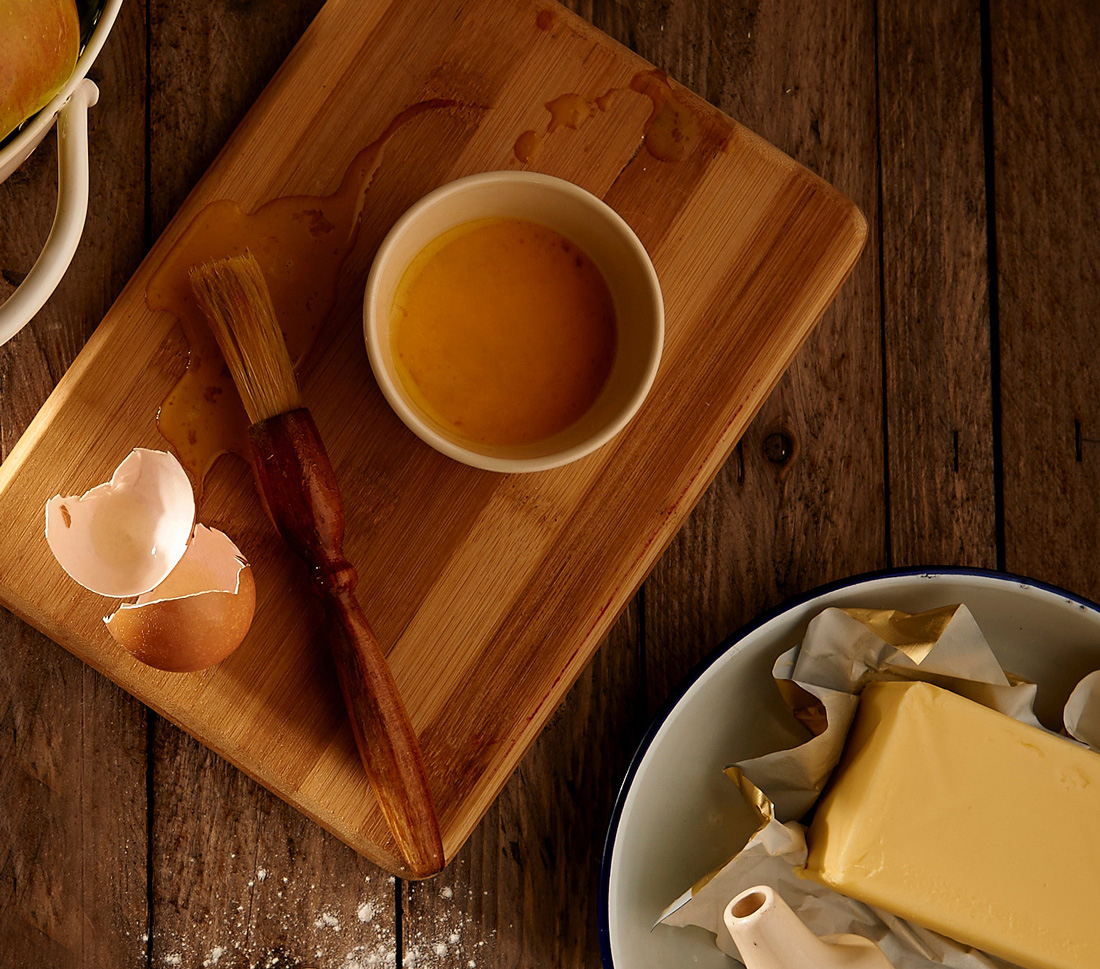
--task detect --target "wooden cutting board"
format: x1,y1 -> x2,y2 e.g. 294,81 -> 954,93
0,0 -> 865,875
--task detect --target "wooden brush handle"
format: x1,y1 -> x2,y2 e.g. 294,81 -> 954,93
248,408 -> 444,878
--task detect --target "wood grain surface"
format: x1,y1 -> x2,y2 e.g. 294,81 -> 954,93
3,1 -> 1098,968
0,0 -> 864,879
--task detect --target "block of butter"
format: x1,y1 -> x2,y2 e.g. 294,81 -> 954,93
804,680 -> 1100,969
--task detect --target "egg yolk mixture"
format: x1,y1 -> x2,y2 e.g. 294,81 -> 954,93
390,218 -> 617,447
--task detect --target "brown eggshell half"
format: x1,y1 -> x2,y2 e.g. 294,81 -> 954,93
105,525 -> 256,673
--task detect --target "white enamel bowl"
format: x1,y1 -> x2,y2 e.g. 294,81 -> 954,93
599,567 -> 1100,969
0,0 -> 124,345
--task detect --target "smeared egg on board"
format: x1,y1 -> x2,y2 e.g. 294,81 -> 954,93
45,448 -> 255,672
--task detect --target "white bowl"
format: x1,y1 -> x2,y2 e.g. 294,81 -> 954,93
0,0 -> 124,345
364,172 -> 664,473
599,568 -> 1100,969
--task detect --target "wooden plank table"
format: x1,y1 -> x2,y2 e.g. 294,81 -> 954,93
2,0 -> 1097,966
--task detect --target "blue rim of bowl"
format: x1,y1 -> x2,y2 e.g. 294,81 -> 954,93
596,564 -> 1100,968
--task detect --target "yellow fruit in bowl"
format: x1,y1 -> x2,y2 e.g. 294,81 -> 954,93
0,0 -> 80,141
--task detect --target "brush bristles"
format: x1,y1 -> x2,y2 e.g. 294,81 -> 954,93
188,251 -> 302,424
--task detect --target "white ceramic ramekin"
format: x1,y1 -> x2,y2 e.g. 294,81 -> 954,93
0,0 -> 124,346
364,172 -> 664,473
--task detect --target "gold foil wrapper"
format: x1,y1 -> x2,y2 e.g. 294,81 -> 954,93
776,678 -> 829,736
844,604 -> 958,663
686,769 -> 774,895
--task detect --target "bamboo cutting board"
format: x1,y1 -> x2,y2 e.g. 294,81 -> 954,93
0,0 -> 865,874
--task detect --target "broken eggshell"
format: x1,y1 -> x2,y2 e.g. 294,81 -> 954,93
105,524 -> 256,672
46,447 -> 196,598
45,447 -> 255,672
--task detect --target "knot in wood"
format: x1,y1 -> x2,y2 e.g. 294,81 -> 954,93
762,430 -> 795,465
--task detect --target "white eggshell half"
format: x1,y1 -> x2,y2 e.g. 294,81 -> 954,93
105,524 -> 256,673
45,448 -> 196,598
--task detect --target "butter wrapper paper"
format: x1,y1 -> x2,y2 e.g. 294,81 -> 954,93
659,604 -> 1097,969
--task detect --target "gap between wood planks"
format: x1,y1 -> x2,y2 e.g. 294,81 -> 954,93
979,0 -> 1007,572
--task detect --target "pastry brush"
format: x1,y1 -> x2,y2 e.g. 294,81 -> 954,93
189,250 -> 444,878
